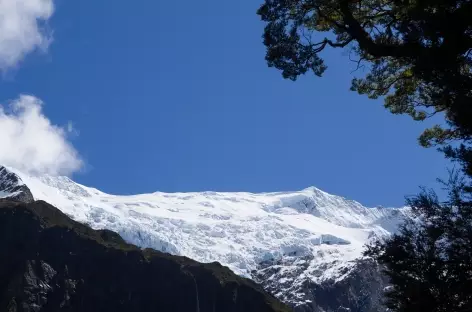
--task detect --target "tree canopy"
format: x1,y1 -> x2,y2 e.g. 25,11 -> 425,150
257,0 -> 472,172
258,2 -> 472,311
365,173 -> 472,311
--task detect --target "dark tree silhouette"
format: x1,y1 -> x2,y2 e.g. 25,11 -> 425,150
365,173 -> 472,312
257,0 -> 472,171
258,1 -> 472,311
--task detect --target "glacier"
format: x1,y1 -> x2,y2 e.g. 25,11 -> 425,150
0,165 -> 409,310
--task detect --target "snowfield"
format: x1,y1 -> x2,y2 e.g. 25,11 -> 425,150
0,165 -> 409,306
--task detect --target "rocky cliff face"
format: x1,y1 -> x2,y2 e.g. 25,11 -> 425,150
0,167 -> 33,203
0,199 -> 291,312
254,257 -> 388,312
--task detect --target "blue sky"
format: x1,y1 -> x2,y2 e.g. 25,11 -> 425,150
0,0 -> 448,207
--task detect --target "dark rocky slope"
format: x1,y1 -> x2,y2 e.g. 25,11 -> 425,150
253,255 -> 388,312
0,199 -> 291,312
0,168 -> 33,203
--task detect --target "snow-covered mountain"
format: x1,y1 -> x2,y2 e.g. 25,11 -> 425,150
0,165 -> 410,311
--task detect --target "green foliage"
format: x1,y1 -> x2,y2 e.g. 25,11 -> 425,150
258,2 -> 472,311
365,174 -> 472,311
257,0 -> 472,167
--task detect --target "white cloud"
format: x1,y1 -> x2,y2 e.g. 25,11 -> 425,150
0,0 -> 54,70
0,95 -> 82,176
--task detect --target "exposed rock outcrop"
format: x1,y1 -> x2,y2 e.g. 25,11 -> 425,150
0,167 -> 34,203
254,256 -> 388,312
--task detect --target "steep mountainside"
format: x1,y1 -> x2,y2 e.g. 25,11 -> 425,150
0,167 -> 33,203
0,199 -> 290,312
0,166 -> 409,311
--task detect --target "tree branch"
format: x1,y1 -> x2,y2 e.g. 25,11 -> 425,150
338,0 -> 419,58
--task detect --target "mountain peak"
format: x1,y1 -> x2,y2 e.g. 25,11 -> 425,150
0,165 -> 408,311
0,166 -> 34,203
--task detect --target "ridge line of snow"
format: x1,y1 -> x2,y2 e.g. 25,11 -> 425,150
0,165 -> 409,287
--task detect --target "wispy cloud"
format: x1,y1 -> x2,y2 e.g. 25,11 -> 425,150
0,2 -> 83,176
0,0 -> 54,70
0,95 -> 82,176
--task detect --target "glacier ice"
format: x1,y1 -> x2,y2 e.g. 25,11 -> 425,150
0,165 -> 410,305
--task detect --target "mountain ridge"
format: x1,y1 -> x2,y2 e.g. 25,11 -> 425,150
0,165 -> 408,311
